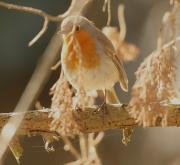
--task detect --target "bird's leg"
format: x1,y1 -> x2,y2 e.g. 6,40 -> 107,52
98,89 -> 108,115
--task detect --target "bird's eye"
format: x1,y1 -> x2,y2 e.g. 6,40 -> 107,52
75,25 -> 80,31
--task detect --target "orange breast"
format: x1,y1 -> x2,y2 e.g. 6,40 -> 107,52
64,29 -> 100,70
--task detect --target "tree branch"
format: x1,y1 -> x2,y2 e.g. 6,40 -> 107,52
0,1 -> 64,46
0,104 -> 180,136
0,0 -> 92,46
0,1 -> 63,22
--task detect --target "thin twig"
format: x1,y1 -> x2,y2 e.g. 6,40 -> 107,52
157,11 -> 170,50
0,1 -> 63,46
118,4 -> 126,41
61,136 -> 81,159
102,0 -> 112,26
93,132 -> 104,146
28,17 -> 49,47
65,159 -> 82,165
163,35 -> 180,49
51,60 -> 61,70
0,1 -> 63,22
107,0 -> 111,26
79,134 -> 89,162
0,0 -> 93,46
102,0 -> 108,12
88,133 -> 102,164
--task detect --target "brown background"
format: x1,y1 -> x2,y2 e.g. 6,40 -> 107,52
1,0 -> 180,165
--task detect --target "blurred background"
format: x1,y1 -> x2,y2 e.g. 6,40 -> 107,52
1,0 -> 180,165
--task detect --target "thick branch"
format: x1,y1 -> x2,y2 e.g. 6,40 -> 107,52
0,104 -> 180,136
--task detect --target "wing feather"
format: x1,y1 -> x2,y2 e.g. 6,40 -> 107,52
105,47 -> 128,91
93,27 -> 128,91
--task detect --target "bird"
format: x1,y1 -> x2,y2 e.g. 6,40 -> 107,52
60,15 -> 128,105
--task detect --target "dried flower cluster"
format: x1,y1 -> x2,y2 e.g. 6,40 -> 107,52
102,27 -> 139,62
50,73 -> 96,136
129,1 -> 180,127
102,4 -> 139,63
49,74 -> 79,136
49,73 -> 103,164
130,47 -> 176,126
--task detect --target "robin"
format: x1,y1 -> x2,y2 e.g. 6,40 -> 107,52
60,16 -> 128,104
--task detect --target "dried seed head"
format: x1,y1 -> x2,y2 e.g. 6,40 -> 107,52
129,2 -> 180,127
102,26 -> 139,62
50,73 -> 96,136
50,74 -> 79,136
129,48 -> 176,126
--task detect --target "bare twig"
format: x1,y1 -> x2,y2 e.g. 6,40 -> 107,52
0,1 -> 63,22
0,1 -> 63,46
28,17 -> 49,47
65,159 -> 82,165
107,0 -> 111,26
102,0 -> 112,26
51,60 -> 61,70
62,136 -> 81,159
102,0 -> 108,12
88,133 -> 103,164
163,35 -> 180,49
93,132 -> 104,146
0,0 -> 93,46
118,4 -> 126,41
157,11 -> 170,50
79,134 -> 89,162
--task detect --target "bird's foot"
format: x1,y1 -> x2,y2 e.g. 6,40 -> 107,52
98,101 -> 108,123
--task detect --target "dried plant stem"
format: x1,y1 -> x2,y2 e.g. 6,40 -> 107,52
0,1 -> 63,46
65,159 -> 82,165
28,17 -> 49,46
103,0 -> 112,26
107,0 -> 111,26
51,60 -> 61,70
93,132 -> 104,146
163,35 -> 180,49
0,1 -> 63,22
61,136 -> 81,159
118,4 -> 126,41
0,104 -> 179,137
88,132 -> 103,164
0,0 -> 92,46
79,134 -> 89,162
157,11 -> 170,50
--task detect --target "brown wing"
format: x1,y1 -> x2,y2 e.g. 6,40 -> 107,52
105,47 -> 128,92
93,27 -> 128,92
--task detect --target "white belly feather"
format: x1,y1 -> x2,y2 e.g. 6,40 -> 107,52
61,41 -> 119,91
